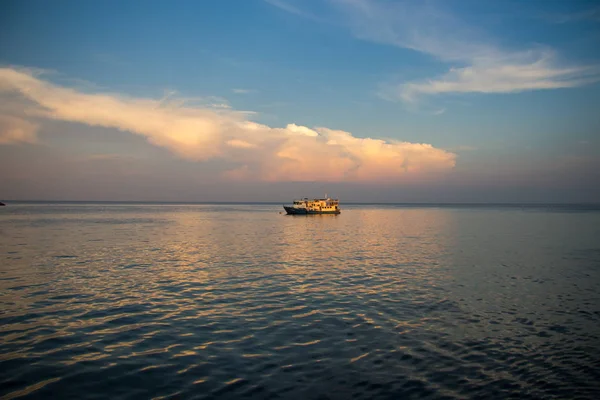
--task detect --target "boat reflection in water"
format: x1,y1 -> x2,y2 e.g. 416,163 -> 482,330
283,197 -> 341,215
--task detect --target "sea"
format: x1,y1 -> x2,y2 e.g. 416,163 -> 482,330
1,202 -> 599,399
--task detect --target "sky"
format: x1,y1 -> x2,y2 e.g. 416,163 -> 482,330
1,0 -> 599,203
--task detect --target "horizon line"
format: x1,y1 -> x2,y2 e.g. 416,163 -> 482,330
2,200 -> 600,207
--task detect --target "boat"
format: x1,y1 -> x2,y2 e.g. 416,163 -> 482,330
283,197 -> 340,215
0,201 -> 5,206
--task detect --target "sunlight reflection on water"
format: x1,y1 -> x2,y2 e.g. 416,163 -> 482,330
1,203 -> 599,399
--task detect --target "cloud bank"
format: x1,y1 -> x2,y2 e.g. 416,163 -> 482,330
0,67 -> 455,182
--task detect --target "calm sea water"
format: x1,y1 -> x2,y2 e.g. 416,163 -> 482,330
1,202 -> 599,399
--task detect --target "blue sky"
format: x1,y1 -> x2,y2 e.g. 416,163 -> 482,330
1,0 -> 599,202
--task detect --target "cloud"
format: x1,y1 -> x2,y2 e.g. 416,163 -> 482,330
271,0 -> 600,102
232,88 -> 255,94
398,50 -> 600,102
337,0 -> 600,101
264,0 -> 327,23
335,0 -> 600,102
209,102 -> 232,109
226,139 -> 257,149
0,115 -> 39,144
0,66 -> 456,182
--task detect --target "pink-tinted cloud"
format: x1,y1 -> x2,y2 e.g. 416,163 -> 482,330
0,66 -> 456,182
0,115 -> 39,144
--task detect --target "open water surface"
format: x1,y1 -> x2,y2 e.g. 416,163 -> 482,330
1,203 -> 599,399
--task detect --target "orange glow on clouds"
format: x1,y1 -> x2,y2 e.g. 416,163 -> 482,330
0,67 -> 456,182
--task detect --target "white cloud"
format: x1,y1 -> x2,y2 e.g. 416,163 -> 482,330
0,67 -> 456,182
399,50 -> 600,102
270,0 -> 600,102
285,123 -> 319,137
232,88 -> 255,94
264,0 -> 327,23
209,102 -> 232,109
337,0 -> 600,101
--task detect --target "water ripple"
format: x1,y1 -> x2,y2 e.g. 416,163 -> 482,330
1,203 -> 599,398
